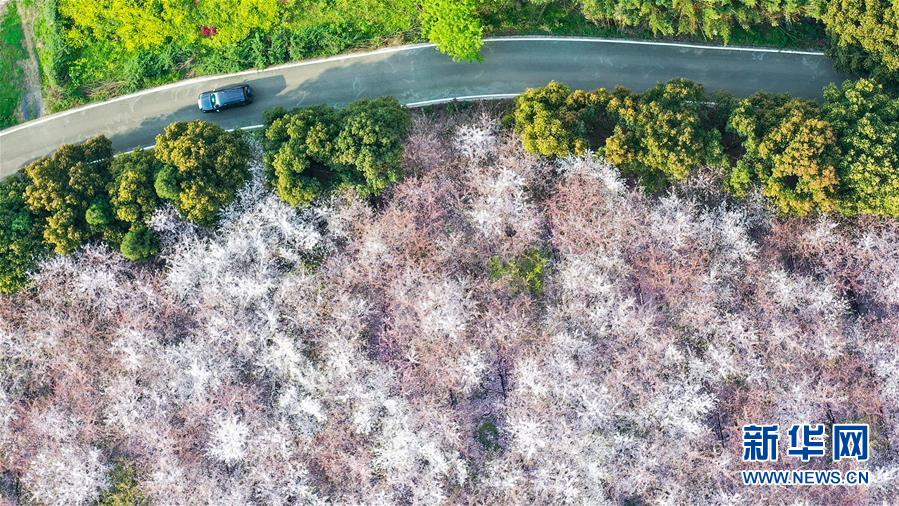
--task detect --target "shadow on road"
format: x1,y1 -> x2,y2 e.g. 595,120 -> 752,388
114,75 -> 288,151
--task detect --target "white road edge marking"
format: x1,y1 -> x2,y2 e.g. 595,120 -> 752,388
0,36 -> 826,137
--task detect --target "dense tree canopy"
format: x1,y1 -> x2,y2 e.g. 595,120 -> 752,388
604,79 -> 725,188
824,79 -> 899,217
421,0 -> 484,62
0,175 -> 46,293
263,97 -> 410,206
512,81 -> 609,157
821,0 -> 899,76
334,97 -> 411,196
579,0 -> 815,41
23,135 -> 117,253
265,105 -> 341,206
727,94 -> 840,215
154,120 -> 251,225
109,149 -> 162,225
108,150 -> 164,260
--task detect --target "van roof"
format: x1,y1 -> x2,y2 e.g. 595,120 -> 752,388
213,87 -> 246,104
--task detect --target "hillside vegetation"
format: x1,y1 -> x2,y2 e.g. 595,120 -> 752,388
1,107 -> 897,504
18,0 -> 896,112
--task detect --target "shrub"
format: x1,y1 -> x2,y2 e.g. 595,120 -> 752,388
823,79 -> 899,217
512,81 -> 611,157
334,97 -> 411,196
604,79 -> 725,190
489,248 -> 552,295
154,121 -> 250,225
98,461 -> 147,506
727,94 -> 839,215
23,135 -> 117,253
0,175 -> 47,293
263,98 -> 410,206
421,0 -> 484,62
119,225 -> 160,261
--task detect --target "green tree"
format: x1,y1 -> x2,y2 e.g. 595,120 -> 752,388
119,225 -> 160,261
264,98 -> 410,206
579,0 -> 814,42
512,81 -> 610,157
334,97 -> 411,196
0,175 -> 47,293
728,94 -> 839,215
824,79 -> 899,216
489,248 -> 552,296
421,0 -> 484,62
23,135 -> 117,253
98,461 -> 148,506
821,0 -> 899,78
109,149 -> 163,224
264,105 -> 340,206
154,121 -> 250,225
604,79 -> 725,190
108,149 -> 164,259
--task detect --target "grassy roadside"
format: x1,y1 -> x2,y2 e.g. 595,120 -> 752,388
481,2 -> 826,49
0,1 -> 27,128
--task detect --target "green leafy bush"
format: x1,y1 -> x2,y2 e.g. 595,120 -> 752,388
512,81 -> 612,157
109,150 -> 163,225
820,0 -> 899,82
334,97 -> 411,196
604,79 -> 725,190
0,175 -> 47,293
119,225 -> 160,262
23,135 -> 118,253
489,248 -> 552,296
264,97 -> 410,206
727,94 -> 839,215
108,149 -> 164,259
824,79 -> 899,217
154,121 -> 251,225
421,0 -> 484,62
265,105 -> 341,206
98,461 -> 147,506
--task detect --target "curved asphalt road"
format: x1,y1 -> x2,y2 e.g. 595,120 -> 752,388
0,36 -> 847,176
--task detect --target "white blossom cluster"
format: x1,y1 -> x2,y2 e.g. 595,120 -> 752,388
1,109 -> 897,505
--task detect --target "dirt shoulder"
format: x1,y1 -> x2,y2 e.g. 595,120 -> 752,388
15,0 -> 45,120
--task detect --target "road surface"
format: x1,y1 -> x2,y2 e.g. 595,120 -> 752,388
0,37 -> 848,176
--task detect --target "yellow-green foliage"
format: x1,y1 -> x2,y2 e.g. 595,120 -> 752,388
727,94 -> 839,215
605,79 -> 725,189
579,0 -> 816,42
98,461 -> 147,506
821,0 -> 899,72
421,0 -> 484,62
489,249 -> 552,296
23,136 -> 116,254
154,120 -> 250,225
513,81 -> 610,157
824,79 -> 899,217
